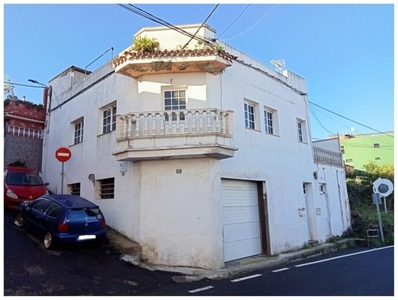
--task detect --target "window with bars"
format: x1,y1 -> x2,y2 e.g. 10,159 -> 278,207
74,119 -> 84,144
103,104 -> 117,134
69,183 -> 81,196
164,89 -> 186,121
98,178 -> 115,199
244,102 -> 255,129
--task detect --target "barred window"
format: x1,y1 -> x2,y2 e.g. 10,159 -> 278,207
99,178 -> 114,199
69,183 -> 81,196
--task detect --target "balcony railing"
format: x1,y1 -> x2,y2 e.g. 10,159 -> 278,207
6,125 -> 42,139
114,109 -> 236,161
117,108 -> 233,140
313,146 -> 343,167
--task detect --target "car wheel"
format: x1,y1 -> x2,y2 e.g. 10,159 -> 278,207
13,213 -> 25,227
43,232 -> 53,249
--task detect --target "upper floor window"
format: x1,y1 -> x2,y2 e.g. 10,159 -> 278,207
346,158 -> 353,163
297,119 -> 307,143
264,106 -> 278,135
73,118 -> 84,144
164,89 -> 186,121
340,146 -> 345,154
374,143 -> 380,148
103,104 -> 117,134
375,157 -> 381,161
244,102 -> 256,129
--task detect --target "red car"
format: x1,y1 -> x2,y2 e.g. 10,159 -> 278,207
4,166 -> 49,210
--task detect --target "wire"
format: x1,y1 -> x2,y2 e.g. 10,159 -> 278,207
182,4 -> 219,50
3,82 -> 44,88
218,4 -> 250,39
222,4 -> 278,41
118,4 -> 212,46
308,101 -> 394,138
308,103 -> 335,135
310,104 -> 353,131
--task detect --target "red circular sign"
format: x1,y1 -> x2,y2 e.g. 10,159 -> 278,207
55,147 -> 72,162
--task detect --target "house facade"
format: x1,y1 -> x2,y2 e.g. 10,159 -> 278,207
4,97 -> 46,172
339,132 -> 394,171
41,24 -> 350,269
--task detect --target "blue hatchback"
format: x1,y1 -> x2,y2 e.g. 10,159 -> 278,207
14,194 -> 107,249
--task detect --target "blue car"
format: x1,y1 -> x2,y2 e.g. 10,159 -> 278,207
13,194 -> 107,249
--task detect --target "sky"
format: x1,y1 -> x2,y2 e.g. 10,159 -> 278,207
2,2 -> 395,141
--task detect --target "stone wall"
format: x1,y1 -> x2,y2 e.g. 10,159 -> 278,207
4,134 -> 43,172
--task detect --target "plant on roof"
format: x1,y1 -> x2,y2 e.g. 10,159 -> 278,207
131,36 -> 160,53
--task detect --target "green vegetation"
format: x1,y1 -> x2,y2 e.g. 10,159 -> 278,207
131,36 -> 160,53
347,162 -> 394,245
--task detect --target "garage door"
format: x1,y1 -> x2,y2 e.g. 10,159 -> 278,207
222,179 -> 262,262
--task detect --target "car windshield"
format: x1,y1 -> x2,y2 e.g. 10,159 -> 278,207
67,208 -> 103,221
6,172 -> 44,186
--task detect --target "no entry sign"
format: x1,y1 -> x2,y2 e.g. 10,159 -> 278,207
55,147 -> 72,162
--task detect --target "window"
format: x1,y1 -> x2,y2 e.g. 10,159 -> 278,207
340,146 -> 345,154
374,143 -> 380,148
98,178 -> 114,199
346,158 -> 353,163
69,183 -> 81,196
74,119 -> 84,144
264,106 -> 278,135
31,199 -> 51,213
297,119 -> 307,143
375,157 -> 381,161
103,104 -> 117,134
319,184 -> 326,193
244,102 -> 255,129
164,89 -> 186,121
45,202 -> 63,218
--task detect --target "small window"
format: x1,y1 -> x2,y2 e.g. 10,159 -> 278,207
374,143 -> 380,148
340,146 -> 345,154
73,119 -> 84,144
264,106 -> 278,135
244,102 -> 256,129
346,158 -> 353,163
68,183 -> 81,196
297,119 -> 307,143
375,157 -> 381,161
103,104 -> 117,134
302,183 -> 306,195
319,184 -> 326,193
98,178 -> 114,199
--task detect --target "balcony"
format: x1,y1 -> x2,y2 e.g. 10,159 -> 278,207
112,48 -> 237,78
113,109 -> 237,162
313,146 -> 343,167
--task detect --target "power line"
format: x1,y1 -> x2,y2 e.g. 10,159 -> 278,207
218,4 -> 250,39
308,103 -> 335,135
182,4 -> 219,50
118,4 -> 211,46
308,101 -> 394,138
3,81 -> 44,89
222,4 -> 278,41
310,104 -> 353,131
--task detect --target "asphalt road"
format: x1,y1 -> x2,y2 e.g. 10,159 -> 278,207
3,208 -> 394,296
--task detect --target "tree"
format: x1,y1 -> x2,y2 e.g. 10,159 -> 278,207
4,77 -> 15,98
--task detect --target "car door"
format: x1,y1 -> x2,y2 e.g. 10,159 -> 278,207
25,198 -> 51,235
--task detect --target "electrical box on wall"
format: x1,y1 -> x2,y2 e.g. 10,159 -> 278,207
120,162 -> 128,176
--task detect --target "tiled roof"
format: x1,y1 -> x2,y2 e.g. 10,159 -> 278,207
4,111 -> 45,122
113,48 -> 237,68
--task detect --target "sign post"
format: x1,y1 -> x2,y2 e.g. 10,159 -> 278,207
55,147 -> 72,194
372,193 -> 384,244
373,178 -> 394,215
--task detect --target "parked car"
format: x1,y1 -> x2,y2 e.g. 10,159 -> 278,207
4,166 -> 49,210
13,194 -> 107,249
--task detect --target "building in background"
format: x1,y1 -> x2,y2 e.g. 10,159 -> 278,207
41,23 -> 350,269
3,96 -> 45,172
340,132 -> 394,171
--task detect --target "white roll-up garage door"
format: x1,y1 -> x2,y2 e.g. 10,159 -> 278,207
222,179 -> 262,262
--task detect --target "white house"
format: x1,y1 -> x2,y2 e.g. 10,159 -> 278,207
41,24 -> 351,269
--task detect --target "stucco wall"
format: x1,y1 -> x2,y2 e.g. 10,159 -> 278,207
139,158 -> 223,269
